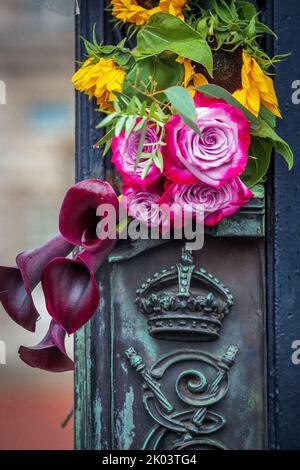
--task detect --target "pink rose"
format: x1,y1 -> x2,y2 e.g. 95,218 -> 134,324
112,121 -> 162,189
122,183 -> 168,229
163,93 -> 250,188
160,178 -> 253,226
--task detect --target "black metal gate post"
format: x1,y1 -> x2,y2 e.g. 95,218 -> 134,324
267,0 -> 300,450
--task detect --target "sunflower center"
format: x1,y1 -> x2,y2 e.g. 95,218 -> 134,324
193,43 -> 243,94
136,0 -> 160,10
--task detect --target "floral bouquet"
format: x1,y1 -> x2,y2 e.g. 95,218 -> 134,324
72,0 -> 293,227
0,0 -> 294,372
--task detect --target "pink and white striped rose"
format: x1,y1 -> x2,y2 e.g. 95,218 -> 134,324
163,93 -> 250,188
121,184 -> 165,228
160,178 -> 253,226
112,121 -> 162,190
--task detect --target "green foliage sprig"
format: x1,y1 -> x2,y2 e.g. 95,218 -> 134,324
95,93 -> 169,176
186,0 -> 287,69
81,29 -> 134,69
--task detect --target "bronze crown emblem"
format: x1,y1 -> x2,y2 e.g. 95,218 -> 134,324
135,247 -> 234,342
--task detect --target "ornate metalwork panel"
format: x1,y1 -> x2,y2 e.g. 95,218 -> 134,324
125,345 -> 238,450
135,248 -> 234,342
106,238 -> 266,450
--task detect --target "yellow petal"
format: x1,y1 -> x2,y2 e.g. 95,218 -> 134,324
246,87 -> 260,116
176,57 -> 194,87
238,49 -> 282,118
71,56 -> 125,111
232,88 -> 248,107
193,73 -> 208,87
111,0 -> 187,25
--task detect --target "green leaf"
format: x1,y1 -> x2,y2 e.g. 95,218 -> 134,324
122,55 -> 184,102
259,106 -> 276,129
103,140 -> 112,157
242,137 -> 272,187
114,99 -> 121,113
141,160 -> 152,180
113,91 -> 130,108
181,116 -> 203,138
196,17 -> 210,38
148,101 -> 156,119
153,150 -> 164,173
255,21 -> 277,39
243,15 -> 257,39
82,35 -> 134,70
236,1 -> 257,21
251,117 -> 294,169
126,96 -> 139,115
251,184 -> 265,199
135,13 -> 213,75
196,84 -> 260,129
95,127 -> 115,147
115,116 -> 126,136
114,52 -> 134,69
134,118 -> 147,132
125,115 -> 136,138
274,140 -> 294,169
164,86 -> 196,121
135,120 -> 148,170
92,24 -> 99,47
164,86 -> 202,137
140,100 -> 148,117
96,112 -> 117,129
211,0 -> 236,23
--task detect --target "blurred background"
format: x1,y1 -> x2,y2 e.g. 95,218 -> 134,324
0,0 -> 75,449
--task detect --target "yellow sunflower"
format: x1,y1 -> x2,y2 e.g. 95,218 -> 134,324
233,51 -> 282,118
111,0 -> 187,26
176,57 -> 208,95
71,57 -> 125,111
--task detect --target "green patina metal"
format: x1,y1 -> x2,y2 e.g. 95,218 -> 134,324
125,346 -> 238,450
206,185 -> 265,238
115,387 -> 135,449
75,231 -> 266,449
135,247 -> 234,342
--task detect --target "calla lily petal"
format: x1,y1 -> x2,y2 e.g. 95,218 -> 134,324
18,320 -> 74,372
76,237 -> 117,272
59,179 -> 119,252
42,238 -> 117,334
0,266 -> 39,332
0,235 -> 73,331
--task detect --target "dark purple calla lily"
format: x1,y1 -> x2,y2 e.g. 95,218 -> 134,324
41,238 -> 117,334
18,320 -> 73,372
59,179 -> 119,252
0,235 -> 73,331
